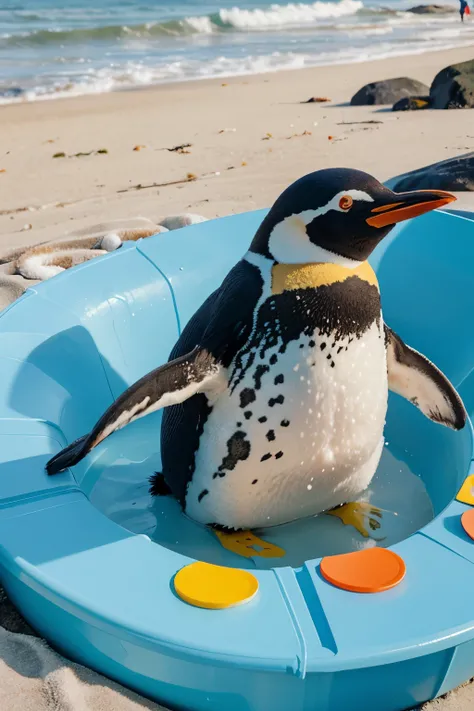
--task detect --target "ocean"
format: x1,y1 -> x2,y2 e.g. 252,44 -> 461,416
0,0 -> 472,104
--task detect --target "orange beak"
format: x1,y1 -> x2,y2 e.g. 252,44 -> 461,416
366,189 -> 456,229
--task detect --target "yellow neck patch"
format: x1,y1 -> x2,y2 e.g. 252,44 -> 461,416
271,261 -> 378,295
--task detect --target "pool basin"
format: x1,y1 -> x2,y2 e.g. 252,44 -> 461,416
0,209 -> 474,711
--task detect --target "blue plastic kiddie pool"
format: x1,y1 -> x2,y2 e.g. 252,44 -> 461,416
1,208 -> 474,711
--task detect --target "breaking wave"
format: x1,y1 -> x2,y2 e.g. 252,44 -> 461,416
0,0 -> 366,46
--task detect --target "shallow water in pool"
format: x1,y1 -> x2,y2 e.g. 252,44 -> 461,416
86,414 -> 434,569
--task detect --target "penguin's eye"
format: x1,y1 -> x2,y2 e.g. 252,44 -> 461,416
339,195 -> 353,211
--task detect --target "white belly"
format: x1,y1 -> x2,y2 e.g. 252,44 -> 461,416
185,320 -> 387,529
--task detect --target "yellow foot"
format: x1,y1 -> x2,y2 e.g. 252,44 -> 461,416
214,529 -> 286,559
326,502 -> 384,539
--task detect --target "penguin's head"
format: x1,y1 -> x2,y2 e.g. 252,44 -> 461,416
251,168 -> 456,264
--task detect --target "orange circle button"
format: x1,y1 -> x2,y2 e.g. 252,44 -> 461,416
461,509 -> 474,541
320,547 -> 406,593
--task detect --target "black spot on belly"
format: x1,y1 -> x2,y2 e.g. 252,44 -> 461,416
261,453 -> 272,462
266,429 -> 275,441
252,479 -> 258,485
258,415 -> 267,423
269,394 -> 284,407
309,340 -> 315,347
327,353 -> 331,360
275,451 -> 284,459
337,346 -> 343,354
281,419 -> 290,427
254,363 -> 270,390
270,354 -> 278,365
299,344 -> 304,349
244,410 -> 252,420
331,361 -> 335,368
237,421 -> 242,427
274,374 -> 284,385
240,388 -> 256,408
216,430 -> 251,477
320,342 -> 326,351
198,489 -> 209,502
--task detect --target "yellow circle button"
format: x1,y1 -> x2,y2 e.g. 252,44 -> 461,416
174,562 -> 259,609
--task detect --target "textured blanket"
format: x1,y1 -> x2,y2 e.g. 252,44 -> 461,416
0,214 -> 206,311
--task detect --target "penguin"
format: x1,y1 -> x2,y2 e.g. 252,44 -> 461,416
46,168 -> 466,559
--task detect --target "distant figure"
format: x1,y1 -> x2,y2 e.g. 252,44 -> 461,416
460,0 -> 470,21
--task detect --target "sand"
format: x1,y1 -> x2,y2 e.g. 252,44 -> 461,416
1,45 -> 474,252
1,44 -> 474,711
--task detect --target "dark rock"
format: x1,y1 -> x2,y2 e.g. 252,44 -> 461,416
392,96 -> 431,111
350,77 -> 430,106
407,4 -> 455,13
392,153 -> 474,192
430,59 -> 474,109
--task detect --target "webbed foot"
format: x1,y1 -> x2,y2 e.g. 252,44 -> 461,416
214,529 -> 285,559
326,502 -> 384,540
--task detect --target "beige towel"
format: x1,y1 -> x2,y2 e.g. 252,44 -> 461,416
0,218 -> 165,311
0,213 -> 207,312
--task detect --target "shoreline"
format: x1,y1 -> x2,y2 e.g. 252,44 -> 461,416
1,44 -> 473,249
1,42 -> 474,110
1,44 -> 473,111
1,39 -> 474,109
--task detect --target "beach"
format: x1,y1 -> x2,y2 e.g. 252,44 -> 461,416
1,44 -> 474,253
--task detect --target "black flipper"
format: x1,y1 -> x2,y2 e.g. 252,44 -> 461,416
385,325 -> 466,430
46,434 -> 89,476
46,346 -> 223,475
